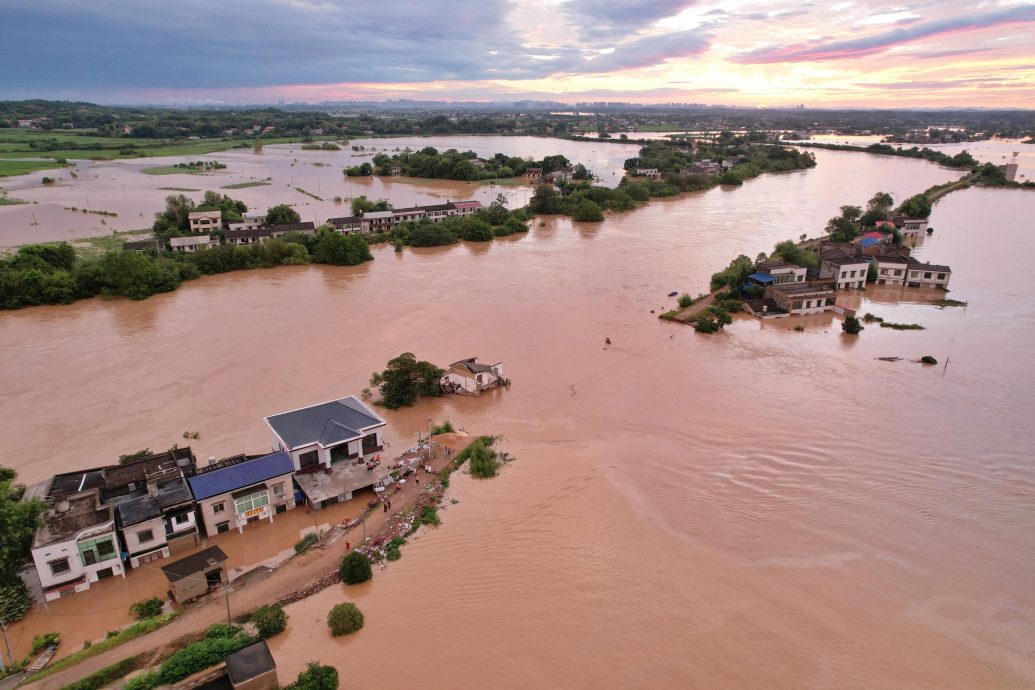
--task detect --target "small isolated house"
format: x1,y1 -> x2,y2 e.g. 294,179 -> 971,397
818,242 -> 869,290
906,263 -> 952,289
441,358 -> 506,394
161,545 -> 228,603
225,640 -> 278,690
891,215 -> 929,238
764,282 -> 835,316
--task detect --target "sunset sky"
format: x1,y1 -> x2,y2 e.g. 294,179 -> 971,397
3,0 -> 1034,107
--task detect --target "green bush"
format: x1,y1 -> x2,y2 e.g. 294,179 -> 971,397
339,551 -> 372,585
60,655 -> 140,690
327,603 -> 364,637
920,355 -> 938,365
130,597 -> 163,620
879,322 -> 925,330
252,604 -> 288,639
419,505 -> 441,525
157,633 -> 256,684
677,293 -> 693,308
30,632 -> 60,654
430,420 -> 455,435
290,662 -> 340,690
467,440 -> 499,479
122,670 -> 160,690
842,315 -> 864,335
694,316 -> 721,333
0,580 -> 33,624
204,623 -> 240,639
295,532 -> 320,554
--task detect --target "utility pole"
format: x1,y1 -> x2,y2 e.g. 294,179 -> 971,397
222,577 -> 232,627
0,617 -> 13,671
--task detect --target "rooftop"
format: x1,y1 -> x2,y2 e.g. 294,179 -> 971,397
103,447 -> 195,493
449,357 -> 500,375
161,545 -> 228,582
268,222 -> 316,233
170,235 -> 213,247
49,468 -> 106,498
769,282 -> 834,296
363,211 -> 395,219
114,477 -> 194,527
224,228 -> 272,240
225,640 -> 276,684
33,490 -> 113,548
188,451 -> 295,501
293,458 -> 389,505
264,396 -> 386,450
911,263 -> 952,273
326,216 -> 361,225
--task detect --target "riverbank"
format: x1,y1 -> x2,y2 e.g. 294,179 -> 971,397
20,432 -> 480,690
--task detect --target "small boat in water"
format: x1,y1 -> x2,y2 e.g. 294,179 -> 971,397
668,291 -> 678,297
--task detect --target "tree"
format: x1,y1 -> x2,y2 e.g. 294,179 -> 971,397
327,603 -> 364,636
369,353 -> 444,409
467,440 -> 499,479
896,193 -> 933,219
311,230 -> 373,266
265,205 -> 301,226
197,191 -> 247,222
571,199 -> 604,222
291,663 -> 339,690
866,191 -> 894,215
251,604 -> 288,638
0,580 -> 32,624
826,205 -> 863,242
339,551 -> 372,584
842,315 -> 864,335
0,467 -> 45,591
350,196 -> 390,216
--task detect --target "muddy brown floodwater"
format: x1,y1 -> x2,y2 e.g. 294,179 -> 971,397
2,147 -> 1034,689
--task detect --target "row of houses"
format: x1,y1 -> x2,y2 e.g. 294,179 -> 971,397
744,227 -> 952,319
26,395 -> 390,602
127,200 -> 486,253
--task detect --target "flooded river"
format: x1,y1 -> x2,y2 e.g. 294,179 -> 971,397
2,143 -> 1034,688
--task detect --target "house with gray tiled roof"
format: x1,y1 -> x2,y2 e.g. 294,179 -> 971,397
264,396 -> 388,510
264,396 -> 386,471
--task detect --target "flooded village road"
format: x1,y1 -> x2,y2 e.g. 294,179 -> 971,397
2,146 -> 1035,688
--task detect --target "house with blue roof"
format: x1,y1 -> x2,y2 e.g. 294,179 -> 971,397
187,451 -> 296,535
264,395 -> 387,473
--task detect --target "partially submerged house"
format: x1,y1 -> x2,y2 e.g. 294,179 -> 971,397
635,168 -> 661,179
187,451 -> 296,535
906,263 -> 952,289
264,396 -> 388,509
765,282 -> 835,316
267,222 -> 316,237
872,247 -> 919,286
30,480 -> 124,601
441,358 -> 507,394
161,545 -> 229,603
170,235 -> 218,252
112,467 -> 199,567
891,215 -> 929,238
748,260 -> 807,287
184,639 -> 278,690
818,243 -> 869,290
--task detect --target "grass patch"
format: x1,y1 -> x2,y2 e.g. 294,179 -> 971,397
58,654 -> 144,690
157,187 -> 200,192
141,166 -> 206,175
294,532 -> 320,554
930,298 -> 968,308
221,180 -> 270,190
0,159 -> 64,177
879,322 -> 925,330
293,186 -> 323,201
658,310 -> 679,321
70,230 -> 152,258
862,313 -> 884,323
27,613 -> 179,684
0,195 -> 28,205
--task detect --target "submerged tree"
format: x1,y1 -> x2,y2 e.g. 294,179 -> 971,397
369,353 -> 444,409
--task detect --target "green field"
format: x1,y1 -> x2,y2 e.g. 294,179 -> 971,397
141,165 -> 210,175
0,159 -> 64,176
157,186 -> 201,192
0,130 -> 340,171
221,180 -> 270,189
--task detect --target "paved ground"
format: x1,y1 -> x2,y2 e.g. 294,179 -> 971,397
21,433 -> 476,690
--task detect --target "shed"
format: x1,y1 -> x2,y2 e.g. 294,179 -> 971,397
225,640 -> 278,690
161,545 -> 228,602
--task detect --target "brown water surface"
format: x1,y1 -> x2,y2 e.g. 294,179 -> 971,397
1,148 -> 1033,688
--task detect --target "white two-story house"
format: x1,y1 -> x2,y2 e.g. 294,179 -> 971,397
819,243 -> 870,290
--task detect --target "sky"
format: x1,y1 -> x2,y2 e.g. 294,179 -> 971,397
2,0 -> 1034,107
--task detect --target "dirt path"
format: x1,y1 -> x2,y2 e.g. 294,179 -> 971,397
22,433 -> 477,690
666,291 -> 717,323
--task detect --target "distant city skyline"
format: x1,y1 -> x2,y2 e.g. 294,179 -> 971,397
3,0 -> 1034,108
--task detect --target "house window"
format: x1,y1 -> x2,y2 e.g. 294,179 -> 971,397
893,270 -> 902,276
880,269 -> 888,275
234,489 -> 269,515
299,450 -> 320,469
49,558 -> 71,576
78,536 -> 117,565
137,529 -> 154,543
216,521 -> 230,534
212,502 -> 225,514
272,482 -> 285,499
938,273 -> 946,279
792,301 -> 802,310
172,513 -> 190,526
924,272 -> 932,279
